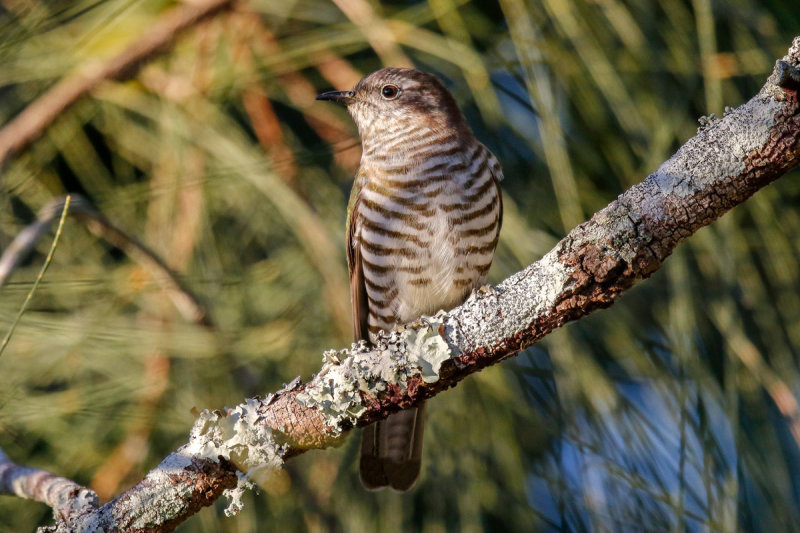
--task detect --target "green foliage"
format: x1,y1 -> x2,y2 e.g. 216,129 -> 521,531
1,0 -> 799,531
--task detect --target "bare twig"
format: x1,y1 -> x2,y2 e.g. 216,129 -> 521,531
0,447 -> 99,523
0,195 -> 70,357
39,36 -> 800,533
0,194 -> 214,328
0,0 -> 235,166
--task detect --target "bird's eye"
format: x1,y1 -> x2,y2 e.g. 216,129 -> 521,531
380,84 -> 400,100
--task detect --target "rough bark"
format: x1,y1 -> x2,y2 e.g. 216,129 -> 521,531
19,35 -> 800,533
0,449 -> 99,524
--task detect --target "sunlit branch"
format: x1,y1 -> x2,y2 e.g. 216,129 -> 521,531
0,447 -> 98,524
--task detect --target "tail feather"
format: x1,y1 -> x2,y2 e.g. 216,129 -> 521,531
359,404 -> 425,491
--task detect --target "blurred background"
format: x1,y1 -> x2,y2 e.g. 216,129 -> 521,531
1,0 -> 799,531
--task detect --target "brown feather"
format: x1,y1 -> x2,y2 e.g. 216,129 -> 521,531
347,196 -> 369,342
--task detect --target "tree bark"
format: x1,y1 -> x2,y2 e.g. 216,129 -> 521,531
0,449 -> 98,523
15,35 -> 800,533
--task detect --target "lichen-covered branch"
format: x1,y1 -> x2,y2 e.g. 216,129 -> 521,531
40,37 -> 800,533
0,195 -> 213,328
38,451 -> 238,533
0,0 -> 235,167
0,448 -> 99,524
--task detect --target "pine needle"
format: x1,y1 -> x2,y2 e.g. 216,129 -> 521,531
0,195 -> 71,358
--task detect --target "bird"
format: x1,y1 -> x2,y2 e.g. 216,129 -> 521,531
317,67 -> 503,491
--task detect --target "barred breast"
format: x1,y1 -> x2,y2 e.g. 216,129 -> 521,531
354,137 -> 503,337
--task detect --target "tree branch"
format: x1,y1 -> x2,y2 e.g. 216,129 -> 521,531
0,0 -> 235,167
34,36 -> 800,533
0,447 -> 99,524
0,195 -> 214,328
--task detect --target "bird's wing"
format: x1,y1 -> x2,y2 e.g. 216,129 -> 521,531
346,179 -> 370,342
487,148 -> 504,233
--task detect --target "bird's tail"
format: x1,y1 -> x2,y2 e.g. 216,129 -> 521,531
359,403 -> 425,491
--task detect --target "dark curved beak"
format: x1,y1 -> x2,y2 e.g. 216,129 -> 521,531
316,90 -> 354,105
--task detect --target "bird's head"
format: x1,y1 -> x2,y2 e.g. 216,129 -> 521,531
316,67 -> 467,141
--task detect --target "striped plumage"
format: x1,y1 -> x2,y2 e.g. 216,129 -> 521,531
317,67 -> 502,491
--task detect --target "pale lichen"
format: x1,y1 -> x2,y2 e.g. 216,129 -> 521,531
652,96 -> 782,199
446,248 -> 573,352
185,397 -> 285,513
402,315 -> 455,383
221,473 -> 254,517
296,318 -> 462,432
295,341 -> 385,434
